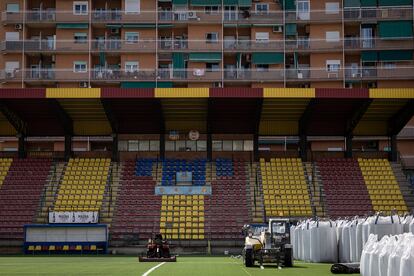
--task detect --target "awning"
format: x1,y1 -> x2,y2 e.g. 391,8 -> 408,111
378,21 -> 413,39
285,23 -> 297,36
191,0 -> 221,6
99,52 -> 106,67
253,24 -> 282,27
361,51 -> 378,62
158,24 -> 174,28
123,24 -> 156,29
360,0 -> 376,6
121,82 -> 173,88
378,50 -> 413,61
189,53 -> 222,62
173,53 -> 185,69
172,0 -> 188,5
344,0 -> 360,7
252,53 -> 284,64
378,0 -> 412,6
106,24 -> 122,29
56,23 -> 88,29
237,0 -> 252,7
282,0 -> 296,11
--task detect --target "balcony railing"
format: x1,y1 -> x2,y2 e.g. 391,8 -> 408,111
2,37 -> 412,54
3,66 -> 414,83
2,7 -> 412,24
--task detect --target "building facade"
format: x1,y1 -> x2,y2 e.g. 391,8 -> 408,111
0,0 -> 413,89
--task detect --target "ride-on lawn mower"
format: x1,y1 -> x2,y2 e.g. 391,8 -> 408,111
242,218 -> 293,268
138,234 -> 176,262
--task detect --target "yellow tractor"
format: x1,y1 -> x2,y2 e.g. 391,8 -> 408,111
242,218 -> 293,268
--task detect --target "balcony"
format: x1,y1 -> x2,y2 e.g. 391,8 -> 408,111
285,10 -> 342,23
345,66 -> 414,81
344,7 -> 413,22
344,38 -> 414,51
3,66 -> 414,83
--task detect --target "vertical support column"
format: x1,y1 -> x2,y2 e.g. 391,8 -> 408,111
207,133 -> 212,161
17,133 -> 26,158
345,135 -> 353,158
64,134 -> 72,161
253,133 -> 259,162
389,134 -> 398,162
159,132 -> 165,160
112,133 -> 119,162
299,134 -> 307,162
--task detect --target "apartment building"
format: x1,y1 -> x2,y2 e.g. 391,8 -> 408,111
0,0 -> 413,89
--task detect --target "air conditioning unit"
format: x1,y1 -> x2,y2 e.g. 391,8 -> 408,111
15,24 -> 23,30
328,72 -> 339,78
187,11 -> 198,19
79,82 -> 88,88
110,28 -> 119,34
272,25 -> 283,33
6,72 -> 15,79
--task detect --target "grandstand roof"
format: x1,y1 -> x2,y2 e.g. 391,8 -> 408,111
0,88 -> 413,137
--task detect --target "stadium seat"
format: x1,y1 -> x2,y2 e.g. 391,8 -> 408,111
317,158 -> 373,217
53,158 -> 110,212
260,158 -> 312,217
358,158 -> 407,213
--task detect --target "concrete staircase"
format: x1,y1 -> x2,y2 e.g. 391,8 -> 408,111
35,161 -> 66,223
250,163 -> 265,223
99,162 -> 122,226
304,162 -> 327,218
391,162 -> 414,212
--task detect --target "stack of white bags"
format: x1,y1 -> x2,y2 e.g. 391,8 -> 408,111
291,214 -> 414,271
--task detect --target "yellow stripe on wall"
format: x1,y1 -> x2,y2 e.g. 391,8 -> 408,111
369,88 -> 414,99
263,88 -> 315,98
46,88 -> 101,98
155,88 -> 209,98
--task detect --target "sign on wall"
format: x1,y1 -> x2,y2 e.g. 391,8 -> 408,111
49,211 -> 99,224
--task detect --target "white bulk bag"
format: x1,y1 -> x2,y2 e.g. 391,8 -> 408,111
309,220 -> 338,263
401,215 -> 413,233
368,215 -> 403,241
399,235 -> 414,276
354,218 -> 366,262
369,236 -> 389,276
293,224 -> 301,260
360,234 -> 378,276
339,221 -> 351,263
387,234 -> 408,276
301,221 -> 311,262
409,218 -> 414,234
379,236 -> 397,276
362,217 -> 373,247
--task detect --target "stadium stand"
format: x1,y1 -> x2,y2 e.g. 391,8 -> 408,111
162,159 -> 206,186
53,158 -> 110,212
206,159 -> 250,240
110,159 -> 160,240
160,195 -> 205,240
358,158 -> 408,213
0,159 -> 51,239
0,158 -> 12,188
260,158 -> 312,217
317,158 -> 373,217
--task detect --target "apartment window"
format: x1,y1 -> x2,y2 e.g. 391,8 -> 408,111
233,140 -> 244,151
73,1 -> 88,15
206,32 -> 219,44
383,62 -> 396,69
256,3 -> 269,14
5,61 -> 19,73
73,61 -> 87,73
125,32 -> 139,44
325,2 -> 339,14
125,61 -> 139,73
256,64 -> 269,72
326,60 -> 340,72
6,4 -> 19,13
326,31 -> 340,42
206,63 -> 220,72
205,6 -> 220,14
125,0 -> 140,14
74,33 -> 87,44
255,32 -> 269,42
5,32 -> 19,41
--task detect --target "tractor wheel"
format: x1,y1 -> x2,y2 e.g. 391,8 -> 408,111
244,249 -> 254,267
284,248 -> 293,267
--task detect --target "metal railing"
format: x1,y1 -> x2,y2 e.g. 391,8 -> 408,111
2,7 -> 412,23
2,37 -> 412,54
2,66 -> 414,83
